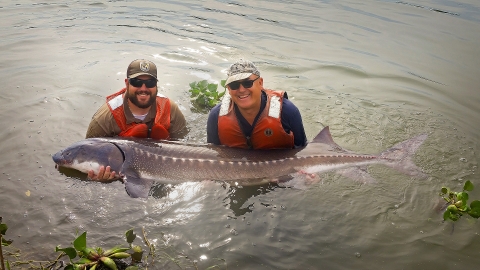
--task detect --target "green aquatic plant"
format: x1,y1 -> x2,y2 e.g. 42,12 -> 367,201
125,229 -> 143,264
1,217 -> 63,269
1,217 -> 13,270
56,229 -> 140,270
188,80 -> 226,112
1,222 -> 226,270
440,180 -> 480,221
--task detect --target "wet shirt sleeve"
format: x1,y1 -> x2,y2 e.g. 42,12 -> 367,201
206,104 -> 221,145
281,99 -> 307,148
168,100 -> 188,139
85,103 -> 119,138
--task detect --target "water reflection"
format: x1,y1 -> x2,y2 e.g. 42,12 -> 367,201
150,183 -> 174,199
150,181 -> 280,217
58,158 -> 280,217
225,183 -> 280,216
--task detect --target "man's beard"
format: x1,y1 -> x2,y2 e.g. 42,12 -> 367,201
127,89 -> 157,109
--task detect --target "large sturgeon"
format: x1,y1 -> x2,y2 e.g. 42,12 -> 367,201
52,127 -> 428,198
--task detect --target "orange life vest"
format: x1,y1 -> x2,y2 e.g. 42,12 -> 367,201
218,89 -> 294,149
106,88 -> 171,140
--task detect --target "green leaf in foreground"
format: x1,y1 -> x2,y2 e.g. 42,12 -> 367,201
468,200 -> 480,218
125,228 -> 136,244
0,222 -> 7,235
464,180 -> 474,191
73,232 -> 87,251
56,246 -> 78,260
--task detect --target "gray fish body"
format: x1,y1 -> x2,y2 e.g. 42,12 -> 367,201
52,127 -> 428,198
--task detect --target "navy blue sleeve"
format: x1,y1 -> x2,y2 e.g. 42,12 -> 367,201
281,99 -> 307,148
207,104 -> 222,145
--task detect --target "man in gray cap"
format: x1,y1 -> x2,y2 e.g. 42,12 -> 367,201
207,59 -> 307,149
85,59 -> 187,180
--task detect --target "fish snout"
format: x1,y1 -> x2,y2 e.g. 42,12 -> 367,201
52,151 -> 67,165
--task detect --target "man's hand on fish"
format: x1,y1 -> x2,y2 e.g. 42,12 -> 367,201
87,166 -> 117,182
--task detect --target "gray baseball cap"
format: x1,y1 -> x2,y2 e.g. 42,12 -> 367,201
225,59 -> 260,85
127,59 -> 158,80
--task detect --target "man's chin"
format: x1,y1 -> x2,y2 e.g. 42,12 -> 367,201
136,103 -> 151,109
128,96 -> 156,109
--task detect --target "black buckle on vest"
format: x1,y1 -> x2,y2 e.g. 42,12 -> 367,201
147,121 -> 154,138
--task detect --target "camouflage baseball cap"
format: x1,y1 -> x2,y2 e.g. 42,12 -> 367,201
127,59 -> 158,80
225,59 -> 260,85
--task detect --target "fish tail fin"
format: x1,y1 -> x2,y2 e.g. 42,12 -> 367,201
379,134 -> 428,178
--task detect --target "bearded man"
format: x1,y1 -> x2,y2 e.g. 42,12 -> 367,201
85,59 -> 187,180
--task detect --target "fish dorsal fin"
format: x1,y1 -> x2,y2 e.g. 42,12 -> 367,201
312,127 -> 336,145
297,126 -> 345,157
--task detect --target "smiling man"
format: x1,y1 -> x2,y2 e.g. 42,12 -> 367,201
85,59 -> 187,180
207,59 -> 307,149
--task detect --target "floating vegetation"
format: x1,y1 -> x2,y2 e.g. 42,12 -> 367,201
439,180 -> 480,222
0,222 -> 226,270
189,80 -> 226,112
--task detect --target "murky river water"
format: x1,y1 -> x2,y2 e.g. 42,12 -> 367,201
1,0 -> 479,269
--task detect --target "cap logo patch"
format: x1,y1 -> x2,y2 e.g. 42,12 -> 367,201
140,61 -> 150,72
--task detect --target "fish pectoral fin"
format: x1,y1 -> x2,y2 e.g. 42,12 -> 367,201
336,166 -> 376,184
124,177 -> 154,198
